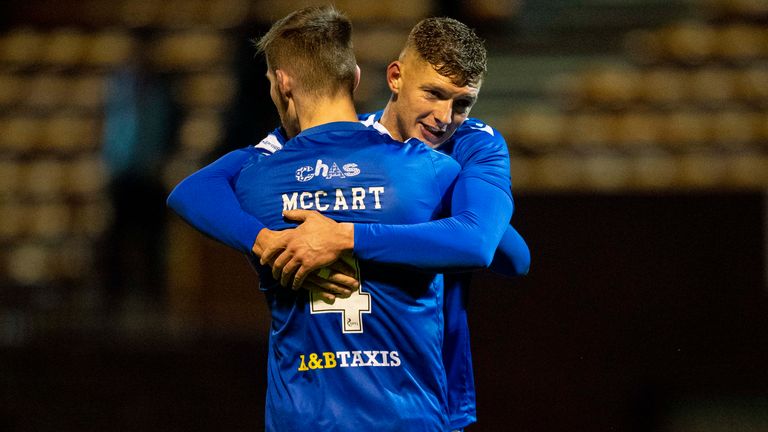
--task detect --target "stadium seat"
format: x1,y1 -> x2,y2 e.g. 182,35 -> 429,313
0,73 -> 25,107
27,202 -> 71,239
4,115 -> 43,151
180,72 -> 236,109
0,201 -> 25,240
41,28 -> 87,68
83,31 -> 134,68
724,150 -> 768,188
676,150 -> 729,187
0,159 -> 21,197
64,156 -> 108,197
0,27 -> 45,67
658,110 -> 709,148
714,24 -> 765,64
637,67 -> 687,108
7,243 -> 53,285
42,114 -> 101,152
23,159 -> 65,199
504,109 -> 564,152
685,67 -> 736,108
25,73 -> 69,110
630,149 -> 677,189
179,111 -> 223,155
612,110 -> 662,148
658,21 -> 716,65
150,31 -> 231,71
68,74 -> 108,110
564,112 -> 616,149
734,66 -> 768,106
577,65 -> 639,109
582,150 -> 631,190
710,108 -> 759,146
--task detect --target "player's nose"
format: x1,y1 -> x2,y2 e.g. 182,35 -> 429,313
433,101 -> 451,127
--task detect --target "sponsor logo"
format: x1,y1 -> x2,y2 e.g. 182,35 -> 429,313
467,121 -> 494,136
297,350 -> 401,371
296,159 -> 361,182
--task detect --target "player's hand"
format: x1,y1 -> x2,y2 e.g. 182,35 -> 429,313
294,260 -> 360,297
252,227 -> 290,264
301,259 -> 360,301
271,210 -> 354,289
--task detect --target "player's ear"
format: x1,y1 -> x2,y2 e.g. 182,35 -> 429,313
275,69 -> 292,97
386,60 -> 402,94
353,64 -> 361,92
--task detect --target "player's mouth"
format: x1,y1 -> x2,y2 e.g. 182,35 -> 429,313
419,123 -> 447,147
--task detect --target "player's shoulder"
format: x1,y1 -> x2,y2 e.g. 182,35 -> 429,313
453,118 -> 505,145
449,117 -> 508,157
252,127 -> 288,155
403,138 -> 461,177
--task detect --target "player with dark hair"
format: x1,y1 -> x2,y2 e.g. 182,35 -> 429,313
168,14 -> 530,432
172,5 -> 459,430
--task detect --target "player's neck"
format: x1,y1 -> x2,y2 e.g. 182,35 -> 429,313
378,102 -> 405,142
296,95 -> 358,131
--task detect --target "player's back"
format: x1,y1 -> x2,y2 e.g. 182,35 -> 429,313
234,121 -> 460,432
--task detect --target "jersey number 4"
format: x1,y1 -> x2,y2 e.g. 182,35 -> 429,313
309,257 -> 371,333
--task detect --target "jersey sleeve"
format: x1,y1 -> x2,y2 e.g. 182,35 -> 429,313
354,171 -> 513,271
450,119 -> 512,200
489,225 -> 530,276
166,146 -> 265,253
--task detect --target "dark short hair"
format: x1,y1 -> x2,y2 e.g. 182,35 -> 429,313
406,17 -> 487,87
254,5 -> 356,96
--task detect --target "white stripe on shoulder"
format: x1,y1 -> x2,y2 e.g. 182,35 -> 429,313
253,133 -> 283,155
372,121 -> 393,138
466,122 -> 494,136
360,114 -> 376,127
359,115 -> 395,139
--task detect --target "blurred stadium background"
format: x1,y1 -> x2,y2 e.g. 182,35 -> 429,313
0,0 -> 767,430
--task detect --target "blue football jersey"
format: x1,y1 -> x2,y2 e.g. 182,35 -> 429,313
234,121 -> 460,431
439,117 -> 512,429
361,112 -> 512,429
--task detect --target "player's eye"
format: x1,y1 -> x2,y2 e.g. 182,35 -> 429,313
454,99 -> 473,113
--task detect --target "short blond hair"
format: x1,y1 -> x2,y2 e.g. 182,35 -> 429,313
255,5 -> 357,96
405,17 -> 487,87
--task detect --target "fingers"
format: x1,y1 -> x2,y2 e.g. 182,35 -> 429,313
280,258 -> 301,288
295,265 -> 359,292
260,246 -> 284,267
272,250 -> 292,281
303,274 -> 353,298
303,283 -> 336,302
325,271 -> 359,291
282,209 -> 319,223
292,264 -> 314,290
255,229 -> 290,265
328,259 -> 357,279
319,263 -> 359,291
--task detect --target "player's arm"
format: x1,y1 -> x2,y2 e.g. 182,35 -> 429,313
167,147 -> 265,253
353,173 -> 511,270
489,224 -> 531,276
167,139 -> 359,298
